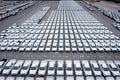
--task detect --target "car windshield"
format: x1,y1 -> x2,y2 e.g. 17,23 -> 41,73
85,67 -> 90,71
76,67 -> 81,71
21,66 -> 28,70
49,67 -> 54,70
58,67 -> 63,70
4,66 -> 10,69
112,68 -> 118,71
13,66 -> 19,70
94,67 -> 100,71
30,67 -> 36,70
40,67 -> 45,70
103,68 -> 109,71
67,67 -> 72,71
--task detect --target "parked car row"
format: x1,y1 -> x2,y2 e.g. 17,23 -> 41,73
0,76 -> 120,80
92,4 -> 120,22
79,1 -> 94,11
112,23 -> 120,31
0,59 -> 120,77
0,1 -> 35,21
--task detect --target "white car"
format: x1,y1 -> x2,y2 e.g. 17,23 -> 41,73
20,60 -> 32,75
56,76 -> 64,80
57,60 -> 64,75
73,60 -> 82,76
26,77 -> 34,80
11,60 -> 24,75
66,76 -> 74,80
83,43 -> 91,52
106,60 -> 120,76
2,59 -> 16,75
46,76 -> 54,80
0,61 -> 5,73
65,43 -> 70,52
86,76 -> 94,80
38,60 -> 48,76
90,60 -> 101,76
0,76 -> 5,80
59,43 -> 64,51
71,44 -> 77,51
78,43 -> 84,52
76,76 -> 84,80
96,77 -> 105,80
52,43 -> 57,51
65,60 -> 73,76
16,77 -> 24,80
6,77 -> 15,80
106,77 -> 115,80
82,60 -> 92,76
29,60 -> 39,75
98,60 -> 111,76
96,43 -> 104,52
32,43 -> 39,51
48,60 -> 56,75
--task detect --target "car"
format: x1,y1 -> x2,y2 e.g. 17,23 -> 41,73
38,60 -> 48,76
66,76 -> 74,80
98,60 -> 111,76
32,43 -> 39,51
13,42 -> 20,50
0,76 -> 5,80
2,59 -> 16,75
25,43 -> 33,51
65,43 -> 71,52
36,77 -> 44,80
106,77 -> 115,80
83,43 -> 91,52
6,43 -> 14,51
19,43 -> 27,51
106,60 -> 120,76
82,60 -> 92,76
86,76 -> 94,80
71,43 -> 77,51
6,77 -> 15,80
76,76 -> 84,80
48,60 -> 56,75
96,77 -> 105,80
11,60 -> 24,75
16,77 -> 24,80
26,77 -> 34,80
57,60 -> 64,75
38,43 -> 45,51
52,43 -> 58,51
56,76 -> 64,80
20,60 -> 32,75
65,60 -> 73,76
45,43 -> 51,52
102,43 -> 111,52
0,61 -> 6,73
73,60 -> 82,76
58,43 -> 64,51
46,76 -> 54,80
0,42 -> 7,51
110,43 -> 117,52
96,43 -> 104,52
89,43 -> 97,52
78,43 -> 84,52
29,60 -> 39,75
90,60 -> 101,76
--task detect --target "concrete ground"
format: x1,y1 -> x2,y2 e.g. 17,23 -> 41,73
0,1 -> 120,60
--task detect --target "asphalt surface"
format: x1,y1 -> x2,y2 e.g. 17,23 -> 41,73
0,1 -> 120,60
